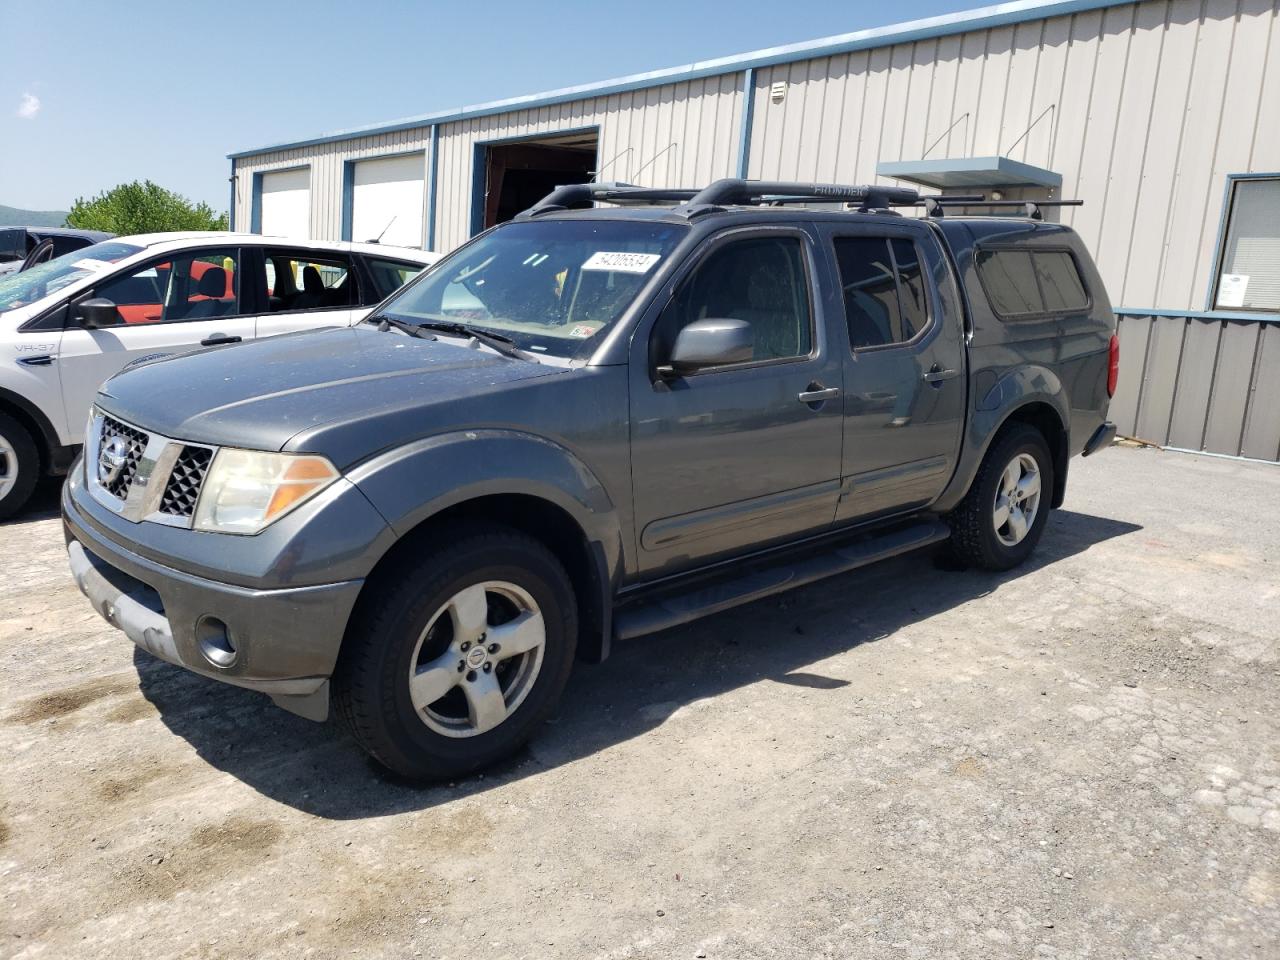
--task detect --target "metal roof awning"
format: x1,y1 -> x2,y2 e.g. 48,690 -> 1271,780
876,156 -> 1062,190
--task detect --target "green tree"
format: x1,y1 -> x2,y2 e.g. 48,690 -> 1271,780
66,180 -> 228,234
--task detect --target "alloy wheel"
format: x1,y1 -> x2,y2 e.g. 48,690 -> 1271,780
0,434 -> 17,501
407,581 -> 546,738
993,452 -> 1042,547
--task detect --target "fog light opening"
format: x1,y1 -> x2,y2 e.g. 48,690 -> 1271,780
196,617 -> 237,668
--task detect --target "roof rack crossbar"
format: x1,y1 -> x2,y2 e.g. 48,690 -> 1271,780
684,178 -> 920,210
918,197 -> 1083,221
516,182 -> 702,219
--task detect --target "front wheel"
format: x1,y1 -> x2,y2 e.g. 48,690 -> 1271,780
0,411 -> 40,521
945,423 -> 1054,571
332,524 -> 578,781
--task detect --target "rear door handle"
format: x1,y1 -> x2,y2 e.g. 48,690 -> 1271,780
923,366 -> 959,384
200,334 -> 242,346
797,385 -> 841,404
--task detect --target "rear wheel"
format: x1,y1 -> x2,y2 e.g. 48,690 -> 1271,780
0,412 -> 39,521
332,524 -> 578,781
945,423 -> 1053,571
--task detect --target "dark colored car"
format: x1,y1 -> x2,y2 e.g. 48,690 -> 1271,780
62,179 -> 1119,780
0,226 -> 115,276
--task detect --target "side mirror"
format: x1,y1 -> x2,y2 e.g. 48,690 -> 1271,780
659,318 -> 753,377
75,298 -> 120,330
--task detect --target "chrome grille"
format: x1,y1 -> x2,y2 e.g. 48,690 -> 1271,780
158,446 -> 212,518
87,411 -> 218,529
99,415 -> 149,500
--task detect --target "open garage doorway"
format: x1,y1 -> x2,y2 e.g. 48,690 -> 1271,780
473,129 -> 599,233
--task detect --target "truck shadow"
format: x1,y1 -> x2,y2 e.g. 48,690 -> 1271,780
134,508 -> 1141,819
1,479 -> 63,525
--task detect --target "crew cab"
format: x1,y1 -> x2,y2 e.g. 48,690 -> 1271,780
0,233 -> 437,517
62,179 -> 1119,780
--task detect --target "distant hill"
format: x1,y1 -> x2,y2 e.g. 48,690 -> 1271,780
0,204 -> 69,227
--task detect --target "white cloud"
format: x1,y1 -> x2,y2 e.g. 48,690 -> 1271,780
16,92 -> 40,120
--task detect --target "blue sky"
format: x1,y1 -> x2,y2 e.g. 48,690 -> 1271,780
2,0 -> 982,214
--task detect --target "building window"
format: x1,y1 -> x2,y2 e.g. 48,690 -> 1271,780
1212,176 -> 1280,313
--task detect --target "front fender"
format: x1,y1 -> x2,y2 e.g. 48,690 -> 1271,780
345,428 -> 625,586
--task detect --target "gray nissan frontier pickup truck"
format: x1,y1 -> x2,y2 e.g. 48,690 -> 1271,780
63,179 -> 1119,780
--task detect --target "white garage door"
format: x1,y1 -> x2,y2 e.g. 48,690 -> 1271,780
352,154 -> 425,248
259,168 -> 311,240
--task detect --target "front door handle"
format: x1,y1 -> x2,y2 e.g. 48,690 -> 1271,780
923,365 -> 959,384
200,334 -> 242,346
797,384 -> 841,404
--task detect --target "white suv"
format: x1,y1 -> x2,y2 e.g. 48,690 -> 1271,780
0,232 -> 438,518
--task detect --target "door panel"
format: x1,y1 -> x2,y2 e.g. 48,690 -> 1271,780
628,229 -> 845,576
57,249 -> 257,441
58,317 -> 257,441
823,226 -> 966,522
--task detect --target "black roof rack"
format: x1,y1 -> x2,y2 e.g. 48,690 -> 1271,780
515,182 -> 701,219
918,197 -> 1084,221
678,178 -> 920,214
516,178 -> 1082,222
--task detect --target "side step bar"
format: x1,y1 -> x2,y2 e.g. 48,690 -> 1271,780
613,519 -> 951,641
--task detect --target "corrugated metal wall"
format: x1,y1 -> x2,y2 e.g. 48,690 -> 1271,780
233,75 -> 743,253
232,127 -> 432,243
1111,313 -> 1280,459
431,74 -> 743,252
747,0 -> 1280,315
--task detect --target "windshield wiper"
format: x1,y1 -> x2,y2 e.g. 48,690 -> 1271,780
365,314 -> 537,362
365,313 -> 433,339
413,321 -> 537,363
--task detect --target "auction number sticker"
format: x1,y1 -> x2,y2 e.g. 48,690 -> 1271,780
581,251 -> 661,274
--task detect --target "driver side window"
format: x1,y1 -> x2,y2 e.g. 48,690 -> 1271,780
92,249 -> 241,326
653,236 -> 812,365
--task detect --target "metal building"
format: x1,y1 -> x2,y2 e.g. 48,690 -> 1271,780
228,0 -> 1280,462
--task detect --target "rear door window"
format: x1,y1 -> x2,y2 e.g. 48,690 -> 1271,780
832,236 -> 932,349
262,250 -> 357,312
976,248 -> 1090,317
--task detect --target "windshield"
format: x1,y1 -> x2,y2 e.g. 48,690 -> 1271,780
378,219 -> 687,358
0,240 -> 143,314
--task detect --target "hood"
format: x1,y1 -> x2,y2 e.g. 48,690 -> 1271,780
98,326 -> 561,458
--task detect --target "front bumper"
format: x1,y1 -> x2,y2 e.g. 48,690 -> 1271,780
62,478 -> 364,721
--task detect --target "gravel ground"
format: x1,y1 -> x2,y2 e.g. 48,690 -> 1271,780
1,445 -> 1277,960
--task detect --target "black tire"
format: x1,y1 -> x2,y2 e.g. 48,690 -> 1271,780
945,423 -> 1054,571
332,523 -> 578,781
0,411 -> 40,522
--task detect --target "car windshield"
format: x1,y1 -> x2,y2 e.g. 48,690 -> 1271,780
378,219 -> 687,359
0,240 -> 143,314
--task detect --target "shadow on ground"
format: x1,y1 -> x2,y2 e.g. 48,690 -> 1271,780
134,509 -> 1141,819
1,478 -> 64,526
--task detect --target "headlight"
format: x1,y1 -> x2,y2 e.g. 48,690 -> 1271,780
193,449 -> 340,535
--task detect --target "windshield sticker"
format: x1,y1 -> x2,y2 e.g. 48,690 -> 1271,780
581,251 -> 661,274
70,258 -> 115,273
568,324 -> 601,339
